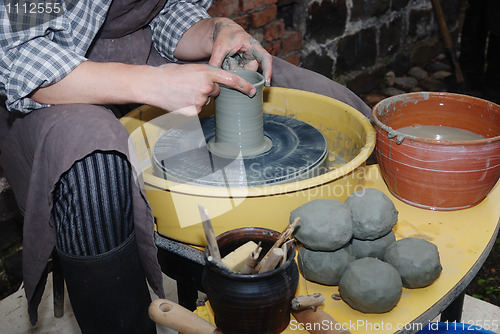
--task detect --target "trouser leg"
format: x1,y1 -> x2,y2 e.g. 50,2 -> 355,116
52,151 -> 134,256
53,151 -> 156,334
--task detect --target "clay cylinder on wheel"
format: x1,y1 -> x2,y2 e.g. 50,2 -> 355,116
202,227 -> 299,334
211,69 -> 270,158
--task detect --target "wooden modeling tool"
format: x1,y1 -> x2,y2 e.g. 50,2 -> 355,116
149,299 -> 222,334
239,241 -> 262,274
255,217 -> 300,272
258,248 -> 284,273
291,293 -> 326,312
198,204 -> 221,261
206,255 -> 235,275
280,239 -> 295,266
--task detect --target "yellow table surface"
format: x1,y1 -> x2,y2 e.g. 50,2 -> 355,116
198,164 -> 500,334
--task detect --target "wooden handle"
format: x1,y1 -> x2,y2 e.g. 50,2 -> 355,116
292,308 -> 351,334
240,243 -> 262,274
149,299 -> 218,334
430,0 -> 464,83
258,247 -> 284,273
430,0 -> 452,48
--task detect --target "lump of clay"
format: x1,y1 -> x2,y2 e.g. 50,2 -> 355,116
291,199 -> 353,251
298,244 -> 355,285
345,188 -> 398,240
384,237 -> 442,289
351,231 -> 396,259
339,257 -> 402,313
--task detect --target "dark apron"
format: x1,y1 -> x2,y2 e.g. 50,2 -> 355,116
0,0 -> 168,325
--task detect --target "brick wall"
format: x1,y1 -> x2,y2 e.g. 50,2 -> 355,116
210,0 -> 463,95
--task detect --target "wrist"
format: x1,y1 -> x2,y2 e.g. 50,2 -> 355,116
126,65 -> 163,107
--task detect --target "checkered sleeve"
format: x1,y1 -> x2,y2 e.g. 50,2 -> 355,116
0,0 -> 110,113
2,38 -> 87,112
149,0 -> 212,62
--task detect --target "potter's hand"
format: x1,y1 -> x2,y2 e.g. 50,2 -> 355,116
150,63 -> 256,115
209,18 -> 273,86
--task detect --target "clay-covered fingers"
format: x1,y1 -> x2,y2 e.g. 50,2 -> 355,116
246,38 -> 273,85
210,42 -> 272,86
208,19 -> 273,85
210,67 -> 256,97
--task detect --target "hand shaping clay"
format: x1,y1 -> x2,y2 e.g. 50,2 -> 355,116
384,237 -> 442,288
351,231 -> 396,259
339,257 -> 402,313
291,199 -> 353,251
345,188 -> 398,240
297,244 -> 355,285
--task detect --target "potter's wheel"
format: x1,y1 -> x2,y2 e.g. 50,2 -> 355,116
152,113 -> 328,187
121,87 -> 375,245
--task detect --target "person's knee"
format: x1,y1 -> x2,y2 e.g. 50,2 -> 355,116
53,150 -> 134,256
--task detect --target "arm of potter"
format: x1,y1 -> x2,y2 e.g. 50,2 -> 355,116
30,60 -> 256,113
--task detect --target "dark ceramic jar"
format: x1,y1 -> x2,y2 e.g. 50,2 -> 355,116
202,227 -> 299,334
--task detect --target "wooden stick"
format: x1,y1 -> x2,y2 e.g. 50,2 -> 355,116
430,0 -> 464,84
258,248 -> 284,273
291,293 -> 326,312
240,242 -> 262,274
206,255 -> 235,275
149,299 -> 218,334
280,239 -> 295,266
255,217 -> 301,272
198,204 -> 221,261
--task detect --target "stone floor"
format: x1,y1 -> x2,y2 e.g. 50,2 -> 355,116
1,273 -> 499,334
0,272 -> 179,334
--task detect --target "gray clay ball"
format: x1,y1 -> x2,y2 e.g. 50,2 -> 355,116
291,199 -> 353,251
384,237 -> 442,289
298,244 -> 355,286
345,188 -> 398,240
351,231 -> 396,259
339,257 -> 402,313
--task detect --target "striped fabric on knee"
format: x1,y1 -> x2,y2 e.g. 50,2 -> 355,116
52,152 -> 134,256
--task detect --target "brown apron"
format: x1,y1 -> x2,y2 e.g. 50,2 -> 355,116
0,0 -> 167,324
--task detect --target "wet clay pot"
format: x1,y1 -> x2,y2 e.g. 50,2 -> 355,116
210,69 -> 271,158
202,227 -> 299,334
373,92 -> 500,210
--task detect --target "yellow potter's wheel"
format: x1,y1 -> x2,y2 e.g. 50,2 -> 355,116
121,87 -> 375,246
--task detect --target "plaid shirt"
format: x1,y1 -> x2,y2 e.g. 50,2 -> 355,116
0,0 -> 211,112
